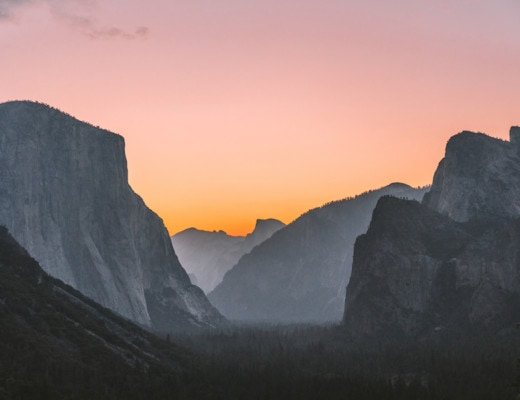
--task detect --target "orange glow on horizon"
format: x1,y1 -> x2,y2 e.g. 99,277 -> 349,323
1,1 -> 518,236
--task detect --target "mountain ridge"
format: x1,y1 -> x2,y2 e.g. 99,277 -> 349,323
344,128 -> 520,342
423,127 -> 520,222
0,100 -> 223,331
209,183 -> 428,322
171,218 -> 285,293
0,224 -> 193,398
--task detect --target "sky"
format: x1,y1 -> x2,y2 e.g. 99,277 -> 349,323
1,0 -> 519,236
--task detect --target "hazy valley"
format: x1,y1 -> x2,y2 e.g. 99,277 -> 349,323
209,182 -> 428,322
171,218 -> 285,293
0,101 -> 519,399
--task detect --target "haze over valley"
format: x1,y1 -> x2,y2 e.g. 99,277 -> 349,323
1,1 -> 520,398
171,218 -> 285,293
0,100 -> 519,399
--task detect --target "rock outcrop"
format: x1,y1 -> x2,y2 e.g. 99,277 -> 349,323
0,101 -> 223,331
171,218 -> 285,293
423,128 -> 520,222
344,129 -> 520,341
209,183 -> 427,322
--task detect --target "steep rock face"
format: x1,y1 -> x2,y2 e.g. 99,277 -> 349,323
344,129 -> 520,341
171,218 -> 285,293
0,101 -> 223,331
344,197 -> 520,340
209,183 -> 427,322
423,129 -> 520,222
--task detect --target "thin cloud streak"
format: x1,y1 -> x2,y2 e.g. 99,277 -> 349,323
85,25 -> 149,40
0,0 -> 32,20
51,7 -> 149,40
0,0 -> 149,40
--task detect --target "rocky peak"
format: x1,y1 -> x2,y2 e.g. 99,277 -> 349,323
344,128 -> 520,342
209,183 -> 428,323
252,218 -> 285,234
171,219 -> 285,293
246,218 -> 286,246
0,100 -> 223,331
423,128 -> 520,222
510,126 -> 520,146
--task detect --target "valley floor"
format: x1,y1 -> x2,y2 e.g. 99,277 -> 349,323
171,323 -> 519,400
2,319 -> 518,399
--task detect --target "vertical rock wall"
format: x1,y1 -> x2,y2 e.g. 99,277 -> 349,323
0,101 -> 223,330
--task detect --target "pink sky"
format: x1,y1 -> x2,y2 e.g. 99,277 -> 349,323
1,0 -> 519,235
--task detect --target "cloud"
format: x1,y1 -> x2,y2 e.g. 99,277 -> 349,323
0,0 -> 150,40
0,0 -> 33,20
85,25 -> 150,40
51,7 -> 149,40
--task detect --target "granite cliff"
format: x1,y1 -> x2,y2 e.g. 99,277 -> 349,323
0,101 -> 223,331
171,218 -> 285,293
344,128 -> 520,341
423,127 -> 520,222
209,183 -> 427,322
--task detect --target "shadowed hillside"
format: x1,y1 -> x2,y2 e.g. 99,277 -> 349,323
0,225 -> 193,399
210,183 -> 428,322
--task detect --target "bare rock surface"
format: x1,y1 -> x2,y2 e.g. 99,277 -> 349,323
423,128 -> 520,222
0,101 -> 223,331
344,129 -> 520,341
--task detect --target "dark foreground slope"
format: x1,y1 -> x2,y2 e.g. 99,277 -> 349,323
0,208 -> 515,399
344,128 -> 520,343
0,101 -> 223,331
0,225 -> 192,399
210,183 -> 427,322
174,324 -> 518,400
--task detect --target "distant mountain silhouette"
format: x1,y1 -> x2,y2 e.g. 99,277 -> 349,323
209,183 -> 428,322
344,128 -> 520,342
0,101 -> 223,331
172,219 -> 285,293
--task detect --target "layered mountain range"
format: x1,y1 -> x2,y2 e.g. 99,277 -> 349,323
209,183 -> 428,322
171,218 -> 285,293
4,98 -> 515,343
0,101 -> 223,331
344,128 -> 520,341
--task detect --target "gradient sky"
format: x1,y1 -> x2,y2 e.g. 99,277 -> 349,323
1,0 -> 519,236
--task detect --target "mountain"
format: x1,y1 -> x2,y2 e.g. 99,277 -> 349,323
0,101 -> 223,332
343,128 -> 520,342
171,218 -> 285,293
209,183 -> 428,322
0,225 -> 190,399
423,127 -> 520,222
1,225 -> 513,399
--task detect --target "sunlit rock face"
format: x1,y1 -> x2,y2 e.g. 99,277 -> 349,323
344,129 -> 520,342
171,218 -> 285,293
209,183 -> 427,323
0,101 -> 223,331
